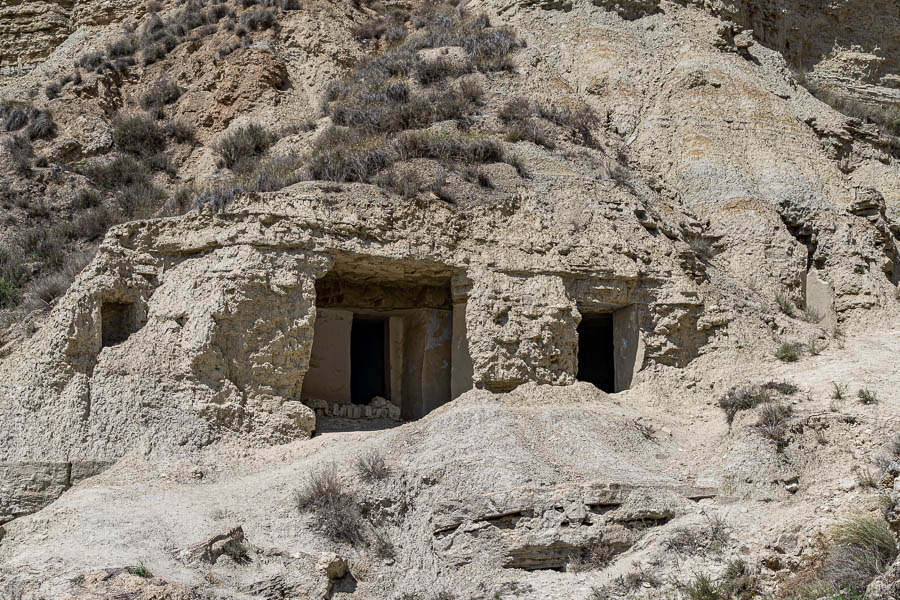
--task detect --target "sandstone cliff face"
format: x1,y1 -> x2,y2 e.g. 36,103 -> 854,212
0,0 -> 141,75
681,0 -> 900,103
1,0 -> 898,526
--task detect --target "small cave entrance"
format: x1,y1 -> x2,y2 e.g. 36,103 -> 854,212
576,312 -> 616,393
100,301 -> 143,348
301,264 -> 471,422
350,316 -> 388,405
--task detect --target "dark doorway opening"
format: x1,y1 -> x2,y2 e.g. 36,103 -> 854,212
351,317 -> 388,405
577,313 -> 615,393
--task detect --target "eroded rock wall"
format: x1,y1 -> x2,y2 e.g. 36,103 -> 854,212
680,0 -> 900,102
0,0 -> 141,75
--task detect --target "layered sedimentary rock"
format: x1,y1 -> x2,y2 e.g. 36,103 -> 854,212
680,0 -> 900,103
0,0 -> 141,74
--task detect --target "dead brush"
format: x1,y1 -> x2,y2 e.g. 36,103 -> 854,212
294,464 -> 362,544
629,418 -> 657,442
755,402 -> 794,448
718,385 -> 768,424
356,449 -> 390,482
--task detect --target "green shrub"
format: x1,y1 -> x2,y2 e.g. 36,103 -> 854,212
111,114 -> 166,156
0,277 -> 21,309
213,123 -> 275,169
819,516 -> 899,594
677,574 -> 724,600
776,342 -> 801,362
221,539 -> 249,563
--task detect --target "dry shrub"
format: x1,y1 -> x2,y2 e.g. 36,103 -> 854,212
294,465 -> 362,544
212,123 -> 275,169
112,114 -> 166,156
140,78 -> 182,111
718,385 -> 768,424
755,402 -> 793,447
355,449 -> 390,482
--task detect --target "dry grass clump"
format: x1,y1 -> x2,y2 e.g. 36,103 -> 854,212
355,449 -> 390,482
294,464 -> 362,544
112,114 -> 167,156
311,0 -> 524,188
763,380 -> 799,395
755,402 -> 793,447
192,184 -> 245,212
140,78 -> 183,113
499,96 -> 600,149
1,101 -> 30,132
718,385 -> 768,424
787,516 -> 899,598
676,573 -> 724,600
857,388 -> 879,405
212,123 -> 276,170
775,290 -> 794,316
4,135 -> 34,176
776,342 -> 801,362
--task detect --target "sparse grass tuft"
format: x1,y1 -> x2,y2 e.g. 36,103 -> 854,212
4,135 -> 34,176
856,467 -> 879,489
140,78 -> 182,112
857,388 -> 878,405
775,290 -> 794,316
356,449 -> 390,482
776,342 -> 801,362
719,385 -> 768,424
756,402 -> 793,447
294,464 -> 362,544
764,380 -> 798,395
831,382 -> 847,401
677,573 -> 724,600
808,335 -> 823,356
720,558 -> 759,600
817,516 -> 899,594
221,539 -> 249,563
375,166 -> 423,199
134,561 -> 152,578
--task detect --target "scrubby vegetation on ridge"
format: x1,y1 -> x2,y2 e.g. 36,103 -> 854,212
0,0 -> 300,322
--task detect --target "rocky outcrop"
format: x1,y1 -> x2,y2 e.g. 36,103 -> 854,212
679,0 -> 900,104
0,0 -> 141,75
